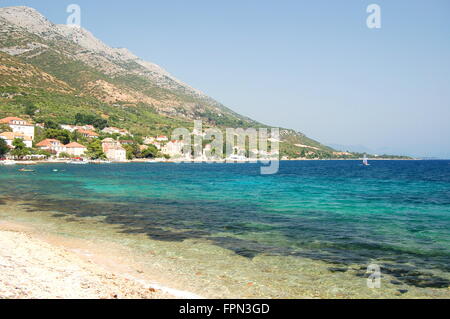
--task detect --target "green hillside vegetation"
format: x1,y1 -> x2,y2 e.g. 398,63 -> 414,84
0,8 -> 412,160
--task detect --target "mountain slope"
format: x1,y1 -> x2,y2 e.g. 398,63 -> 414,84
0,6 -> 335,158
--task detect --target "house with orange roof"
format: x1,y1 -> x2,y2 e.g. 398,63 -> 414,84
36,139 -> 66,156
156,135 -> 169,142
0,132 -> 33,148
65,142 -> 87,157
0,117 -> 35,141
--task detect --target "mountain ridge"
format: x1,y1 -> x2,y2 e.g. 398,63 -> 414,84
0,5 -> 341,159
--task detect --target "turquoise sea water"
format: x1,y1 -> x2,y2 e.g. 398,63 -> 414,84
1,160 -> 449,295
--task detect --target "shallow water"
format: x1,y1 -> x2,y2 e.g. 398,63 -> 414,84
0,160 -> 449,298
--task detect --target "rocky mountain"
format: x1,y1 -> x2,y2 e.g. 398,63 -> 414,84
0,6 -> 336,158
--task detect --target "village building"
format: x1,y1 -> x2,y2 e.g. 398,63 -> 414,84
0,132 -> 33,148
162,140 -> 185,158
0,117 -> 35,141
83,125 -> 95,131
143,137 -> 156,145
156,135 -> 169,142
65,142 -> 87,157
143,137 -> 161,150
102,127 -> 131,136
119,140 -> 134,145
36,139 -> 66,156
102,138 -> 126,162
61,125 -> 77,132
77,129 -> 99,139
153,142 -> 162,150
61,125 -> 96,133
202,144 -> 217,159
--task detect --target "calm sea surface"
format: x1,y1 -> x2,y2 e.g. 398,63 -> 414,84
1,160 -> 449,297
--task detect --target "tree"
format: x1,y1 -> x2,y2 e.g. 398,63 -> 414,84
42,120 -> 61,130
70,130 -> 82,142
85,140 -> 106,160
0,124 -> 12,132
141,145 -> 158,159
92,118 -> 108,130
31,149 -> 51,159
59,152 -> 72,159
0,138 -> 9,157
24,101 -> 38,117
123,144 -> 135,160
45,129 -> 70,144
123,143 -> 141,160
10,138 -> 30,159
75,113 -> 108,130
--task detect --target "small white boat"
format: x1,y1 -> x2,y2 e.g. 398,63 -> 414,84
226,155 -> 248,162
363,155 -> 370,166
68,160 -> 89,165
1,160 -> 16,166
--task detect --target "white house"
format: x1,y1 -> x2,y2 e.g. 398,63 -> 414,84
102,127 -> 131,136
143,137 -> 156,145
61,124 -> 96,132
65,142 -> 87,157
0,117 -> 35,141
0,132 -> 33,148
61,125 -> 78,132
156,135 -> 169,142
162,140 -> 185,158
36,139 -> 66,156
102,138 -> 127,162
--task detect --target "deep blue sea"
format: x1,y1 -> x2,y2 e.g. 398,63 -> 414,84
1,160 -> 449,296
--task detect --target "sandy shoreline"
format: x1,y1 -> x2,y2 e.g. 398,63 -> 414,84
0,220 -> 199,299
1,199 -> 448,299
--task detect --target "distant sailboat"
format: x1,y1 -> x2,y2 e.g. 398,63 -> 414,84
363,155 -> 370,166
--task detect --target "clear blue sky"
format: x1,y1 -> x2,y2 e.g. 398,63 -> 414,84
3,0 -> 450,157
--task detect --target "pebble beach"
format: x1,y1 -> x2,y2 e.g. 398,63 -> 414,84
0,221 -> 175,299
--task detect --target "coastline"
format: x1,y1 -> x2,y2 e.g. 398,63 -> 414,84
0,219 -> 202,299
0,197 -> 449,299
0,158 -> 422,166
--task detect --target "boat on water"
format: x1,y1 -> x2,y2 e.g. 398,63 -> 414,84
18,168 -> 35,172
67,157 -> 89,165
363,155 -> 370,166
68,160 -> 89,165
1,160 -> 16,166
226,155 -> 249,162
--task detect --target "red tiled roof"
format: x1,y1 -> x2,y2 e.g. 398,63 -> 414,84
65,142 -> 86,149
77,129 -> 99,137
36,139 -> 61,147
0,117 -> 32,126
0,116 -> 24,123
0,131 -> 33,141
